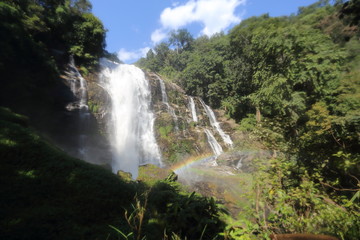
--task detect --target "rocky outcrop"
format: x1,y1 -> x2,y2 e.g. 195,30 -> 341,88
52,64 -> 112,167
85,67 -> 257,171
146,72 -> 235,166
86,72 -> 111,135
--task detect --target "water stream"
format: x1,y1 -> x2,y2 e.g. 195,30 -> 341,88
99,59 -> 162,178
199,99 -> 233,147
65,56 -> 90,159
157,75 -> 179,131
204,129 -> 223,166
66,56 -> 89,111
188,96 -> 198,122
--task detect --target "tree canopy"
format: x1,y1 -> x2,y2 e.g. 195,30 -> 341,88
137,2 -> 360,238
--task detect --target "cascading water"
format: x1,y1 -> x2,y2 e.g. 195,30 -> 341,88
199,99 -> 233,147
204,129 -> 223,157
204,129 -> 223,166
188,96 -> 198,122
157,75 -> 179,130
99,59 -> 162,178
65,56 -> 90,159
66,56 -> 89,111
236,156 -> 244,170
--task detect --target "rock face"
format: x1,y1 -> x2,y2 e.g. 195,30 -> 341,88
146,72 -> 234,166
57,62 -> 112,167
84,67 -> 244,170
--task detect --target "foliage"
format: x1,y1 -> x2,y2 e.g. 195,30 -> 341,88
339,0 -> 360,26
0,107 -> 227,240
244,157 -> 360,240
238,114 -> 257,132
169,28 -> 194,53
2,0 -> 360,238
68,12 -> 106,66
145,182 -> 227,239
0,0 -> 106,69
0,107 -> 136,239
137,2 -> 360,239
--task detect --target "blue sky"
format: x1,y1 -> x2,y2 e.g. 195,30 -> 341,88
91,0 -> 318,63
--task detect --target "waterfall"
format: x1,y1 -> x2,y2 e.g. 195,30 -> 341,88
65,56 -> 90,159
204,129 -> 222,166
99,59 -> 161,178
236,156 -> 244,169
66,56 -> 89,111
199,99 -> 233,147
157,75 -> 179,130
204,129 -> 223,156
188,96 -> 198,122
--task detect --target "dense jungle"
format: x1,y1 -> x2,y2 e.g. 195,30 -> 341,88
0,0 -> 359,239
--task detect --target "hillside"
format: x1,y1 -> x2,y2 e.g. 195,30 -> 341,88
0,107 -> 227,239
137,0 -> 360,239
0,0 -> 359,239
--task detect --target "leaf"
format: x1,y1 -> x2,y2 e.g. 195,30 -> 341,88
109,225 -> 133,240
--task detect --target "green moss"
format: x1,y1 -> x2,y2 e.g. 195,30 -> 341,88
158,125 -> 173,139
88,100 -> 100,113
189,121 -> 197,128
167,139 -> 193,163
79,66 -> 89,76
137,164 -> 174,186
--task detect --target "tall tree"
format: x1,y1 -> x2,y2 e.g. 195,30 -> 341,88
169,29 -> 194,53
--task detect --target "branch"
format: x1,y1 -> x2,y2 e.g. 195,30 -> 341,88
314,194 -> 347,212
320,181 -> 360,192
349,173 -> 360,185
330,128 -> 345,149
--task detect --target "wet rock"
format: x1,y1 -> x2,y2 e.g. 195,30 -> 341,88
117,170 -> 132,181
137,164 -> 175,183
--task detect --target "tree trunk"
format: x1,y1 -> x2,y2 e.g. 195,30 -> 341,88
256,106 -> 261,123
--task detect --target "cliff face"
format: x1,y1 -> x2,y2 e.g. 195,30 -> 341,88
146,72 -> 234,165
85,68 -> 236,167
2,54 -> 241,170
53,61 -> 112,167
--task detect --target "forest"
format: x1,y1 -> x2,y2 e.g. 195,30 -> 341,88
138,0 -> 360,238
0,0 -> 359,239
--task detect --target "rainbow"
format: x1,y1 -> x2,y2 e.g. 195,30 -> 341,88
170,153 -> 215,173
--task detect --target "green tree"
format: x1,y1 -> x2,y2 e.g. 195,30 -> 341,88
69,0 -> 92,13
339,0 -> 360,26
68,12 -> 106,65
169,28 -> 194,53
180,33 -> 230,107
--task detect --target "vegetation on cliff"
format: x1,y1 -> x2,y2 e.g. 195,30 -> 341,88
138,0 -> 360,239
0,1 -> 226,239
0,0 -> 359,239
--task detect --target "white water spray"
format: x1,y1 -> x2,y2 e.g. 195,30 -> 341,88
204,129 -> 223,166
157,75 -> 179,130
188,96 -> 198,122
236,156 -> 244,170
199,99 -> 233,147
64,56 -> 90,159
66,56 -> 89,111
99,59 -> 162,178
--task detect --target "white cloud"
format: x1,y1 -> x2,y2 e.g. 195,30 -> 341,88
154,0 -> 245,38
118,47 -> 150,63
151,29 -> 167,44
160,1 -> 197,29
